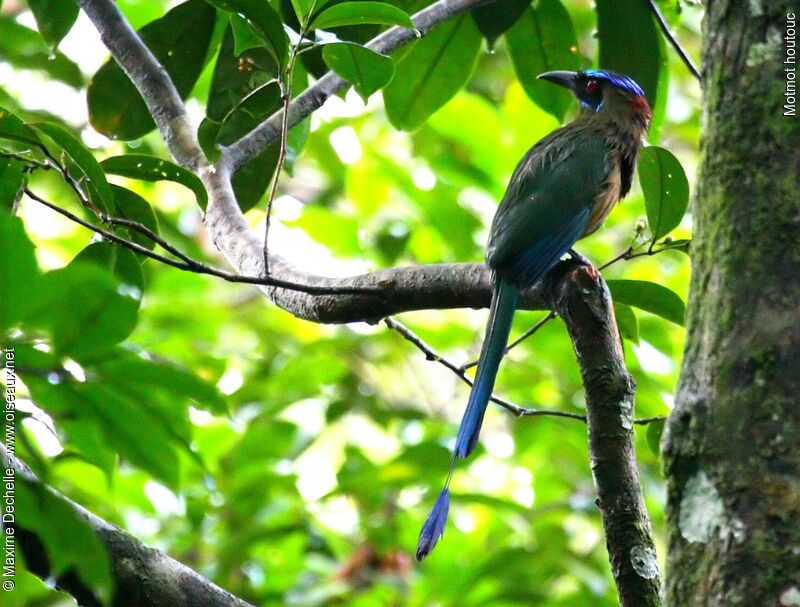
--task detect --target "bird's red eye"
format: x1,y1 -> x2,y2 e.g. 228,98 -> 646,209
586,80 -> 599,93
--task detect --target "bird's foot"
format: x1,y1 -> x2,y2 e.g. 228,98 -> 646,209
568,248 -> 592,267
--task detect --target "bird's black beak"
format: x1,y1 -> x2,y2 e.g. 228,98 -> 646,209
537,70 -> 579,92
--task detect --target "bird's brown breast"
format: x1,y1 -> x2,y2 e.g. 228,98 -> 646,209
583,162 -> 622,237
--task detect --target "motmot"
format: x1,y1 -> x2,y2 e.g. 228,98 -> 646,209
416,69 -> 652,560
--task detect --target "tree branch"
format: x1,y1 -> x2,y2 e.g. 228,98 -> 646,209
646,0 -> 702,82
222,0 -> 499,172
1,445 -> 255,607
75,0 -> 206,169
544,260 -> 662,607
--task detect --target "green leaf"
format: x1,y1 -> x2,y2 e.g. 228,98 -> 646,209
204,0 -> 287,67
28,0 -> 80,50
322,43 -> 394,102
95,351 -> 228,415
596,0 -> 665,117
310,2 -> 414,31
229,13 -> 266,56
289,0 -> 316,22
16,480 -> 113,602
646,418 -> 665,455
0,157 -> 27,213
0,216 -> 40,332
638,146 -> 689,241
31,121 -> 115,213
87,0 -> 217,140
471,0 -> 530,49
73,240 -> 145,295
506,1 -> 580,120
614,302 -> 639,345
384,13 -> 481,130
607,279 -> 685,326
102,154 -> 208,210
26,377 -> 182,486
109,185 -> 160,252
0,106 -> 43,147
0,18 -> 83,88
35,260 -> 140,358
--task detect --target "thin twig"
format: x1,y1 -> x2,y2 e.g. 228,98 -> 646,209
24,189 -> 381,296
460,310 -> 557,372
647,0 -> 702,82
264,25 -> 307,273
384,317 -> 587,421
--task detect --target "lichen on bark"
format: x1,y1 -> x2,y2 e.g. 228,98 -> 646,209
663,1 -> 800,605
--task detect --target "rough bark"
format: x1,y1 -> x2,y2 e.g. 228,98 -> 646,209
547,261 -> 662,607
1,446 -> 255,607
662,2 -> 800,605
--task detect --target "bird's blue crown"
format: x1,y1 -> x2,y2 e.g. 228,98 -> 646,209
582,69 -> 645,97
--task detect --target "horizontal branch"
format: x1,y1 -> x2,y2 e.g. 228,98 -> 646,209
1,445 -> 254,607
222,0 -> 498,171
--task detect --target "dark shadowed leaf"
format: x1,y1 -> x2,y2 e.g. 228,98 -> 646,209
73,241 -> 145,295
638,146 -> 689,241
471,0 -> 530,49
204,0 -> 287,67
310,2 -> 414,31
28,0 -> 80,50
596,0 -> 664,117
384,13 -> 481,130
506,1 -> 580,120
0,216 -> 40,332
102,154 -> 208,210
0,18 -> 83,88
87,0 -> 217,140
110,186 -> 161,252
32,121 -> 115,213
608,279 -> 685,326
614,302 -> 639,344
322,42 -> 394,102
16,480 -> 113,602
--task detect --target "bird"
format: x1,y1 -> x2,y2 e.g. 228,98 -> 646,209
415,69 -> 652,561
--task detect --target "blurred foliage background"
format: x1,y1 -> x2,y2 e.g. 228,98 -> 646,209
1,0 -> 701,604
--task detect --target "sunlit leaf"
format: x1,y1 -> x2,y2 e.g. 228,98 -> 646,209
0,157 -> 27,213
32,121 -> 115,213
608,279 -> 685,326
647,417 -> 665,455
310,2 -> 413,31
102,154 -> 208,210
0,106 -> 43,147
384,13 -> 481,130
638,146 -> 689,240
0,216 -> 40,332
614,302 -> 639,344
322,42 -> 394,102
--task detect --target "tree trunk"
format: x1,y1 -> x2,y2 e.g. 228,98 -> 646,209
663,2 -> 800,605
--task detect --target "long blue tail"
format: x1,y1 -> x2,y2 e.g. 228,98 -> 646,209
454,276 -> 519,459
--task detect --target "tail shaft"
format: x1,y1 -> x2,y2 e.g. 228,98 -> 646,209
454,276 -> 518,458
